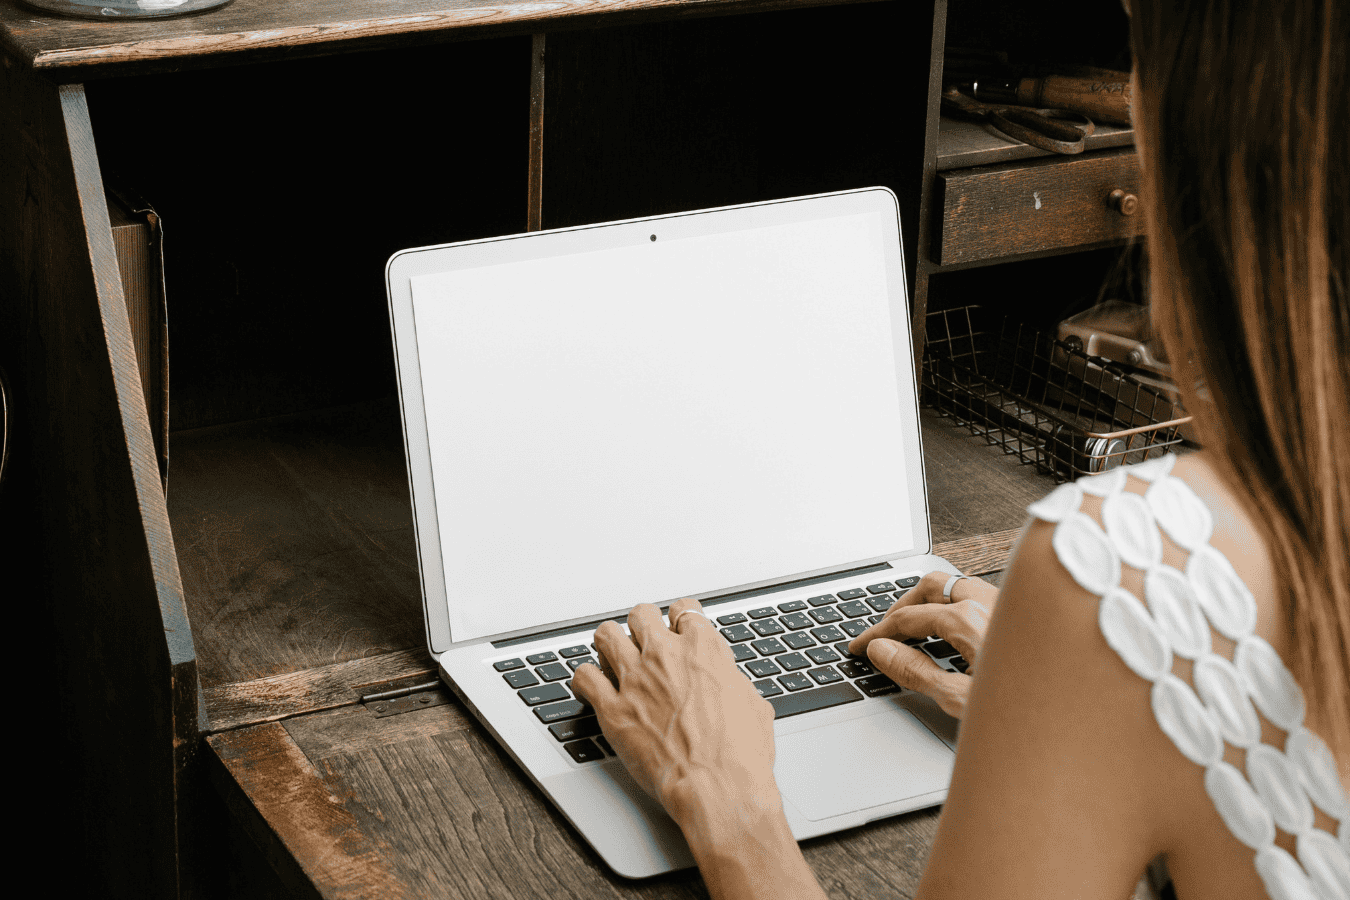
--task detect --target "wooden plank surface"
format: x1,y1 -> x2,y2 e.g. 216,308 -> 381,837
209,722 -> 410,899
168,399 -> 423,690
0,0 -> 880,80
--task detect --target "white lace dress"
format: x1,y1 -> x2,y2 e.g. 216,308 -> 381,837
1027,454 -> 1350,900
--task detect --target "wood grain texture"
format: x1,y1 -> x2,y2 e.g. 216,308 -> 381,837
526,32 -> 544,231
220,683 -> 942,899
0,64 -> 197,898
209,722 -> 409,900
204,647 -> 437,733
934,147 -> 1141,265
1,0 -> 882,81
168,399 -> 423,689
934,529 -> 1019,577
920,407 -> 1051,542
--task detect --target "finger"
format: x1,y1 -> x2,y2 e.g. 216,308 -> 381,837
890,570 -> 958,610
627,603 -> 668,651
850,602 -> 982,661
570,660 -> 617,710
593,619 -> 639,680
666,598 -> 713,635
866,638 -> 970,719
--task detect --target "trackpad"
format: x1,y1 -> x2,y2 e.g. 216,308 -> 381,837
775,710 -> 954,821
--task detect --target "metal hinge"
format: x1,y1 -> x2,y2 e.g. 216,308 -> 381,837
359,677 -> 450,718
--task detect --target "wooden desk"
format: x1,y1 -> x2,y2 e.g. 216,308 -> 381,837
200,410 -> 1044,900
1,1 -> 1129,896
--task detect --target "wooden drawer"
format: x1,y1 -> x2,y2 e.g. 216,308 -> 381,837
934,147 -> 1142,265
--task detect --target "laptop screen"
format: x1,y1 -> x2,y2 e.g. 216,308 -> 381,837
392,191 -> 926,647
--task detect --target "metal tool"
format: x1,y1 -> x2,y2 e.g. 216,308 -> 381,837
942,84 -> 1095,154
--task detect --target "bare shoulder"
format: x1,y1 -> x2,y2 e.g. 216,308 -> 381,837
919,457 -> 1285,900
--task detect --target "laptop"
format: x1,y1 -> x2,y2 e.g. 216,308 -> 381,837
385,187 -> 965,878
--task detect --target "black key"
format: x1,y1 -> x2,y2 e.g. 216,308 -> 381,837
783,632 -> 816,650
751,619 -> 785,637
810,625 -> 845,643
924,639 -> 959,659
748,606 -> 777,619
778,673 -> 813,692
504,669 -> 539,689
563,739 -> 606,763
559,645 -> 590,659
805,646 -> 841,665
867,594 -> 894,612
519,683 -> 570,706
731,644 -> 756,662
566,656 -> 596,671
527,652 -> 558,666
808,666 -> 845,685
866,582 -> 896,594
751,638 -> 787,656
754,679 -> 783,698
534,699 -> 589,723
838,600 -> 870,618
720,624 -> 755,643
767,681 -> 863,718
856,674 -> 901,697
951,657 -> 970,673
536,662 -> 571,682
717,612 -> 747,626
809,607 -> 843,624
867,615 -> 884,625
902,636 -> 928,646
746,659 -> 782,678
837,588 -> 867,600
494,658 -> 525,672
777,599 -> 807,613
835,642 -> 864,659
549,715 -> 602,742
897,575 -> 921,589
840,620 -> 869,638
780,612 -> 813,630
838,659 -> 877,679
777,652 -> 811,672
807,593 -> 837,607
595,735 -> 614,756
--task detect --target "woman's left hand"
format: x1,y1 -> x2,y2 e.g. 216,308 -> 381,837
570,598 -> 781,832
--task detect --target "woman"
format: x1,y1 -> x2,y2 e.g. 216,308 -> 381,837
572,1 -> 1350,896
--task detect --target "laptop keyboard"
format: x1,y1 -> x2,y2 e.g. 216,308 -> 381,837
490,574 -> 970,765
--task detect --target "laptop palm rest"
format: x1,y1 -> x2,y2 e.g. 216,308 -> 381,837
776,709 -> 954,821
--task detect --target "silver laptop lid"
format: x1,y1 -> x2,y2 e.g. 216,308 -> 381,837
387,188 -> 930,653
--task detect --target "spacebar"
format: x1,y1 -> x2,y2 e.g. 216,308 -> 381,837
768,682 -> 864,719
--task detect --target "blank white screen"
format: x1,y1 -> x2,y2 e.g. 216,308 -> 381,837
411,212 -> 915,642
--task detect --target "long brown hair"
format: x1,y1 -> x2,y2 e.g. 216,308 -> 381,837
1129,0 -> 1350,755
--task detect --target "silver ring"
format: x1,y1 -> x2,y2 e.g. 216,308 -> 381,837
670,609 -> 711,633
942,574 -> 967,602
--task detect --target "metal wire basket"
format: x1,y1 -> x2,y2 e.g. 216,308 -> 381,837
922,305 -> 1192,482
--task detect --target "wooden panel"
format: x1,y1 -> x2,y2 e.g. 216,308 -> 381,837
934,147 -> 1141,266
0,66 -> 197,898
0,0 -> 883,81
205,648 -> 435,733
168,400 -> 423,690
209,723 -> 409,900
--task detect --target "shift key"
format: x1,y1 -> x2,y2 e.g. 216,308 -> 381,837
766,682 -> 863,719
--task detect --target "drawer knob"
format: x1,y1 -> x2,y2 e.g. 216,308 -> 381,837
1109,189 -> 1139,216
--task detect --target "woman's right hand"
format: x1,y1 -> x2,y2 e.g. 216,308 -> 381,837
847,571 -> 997,719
